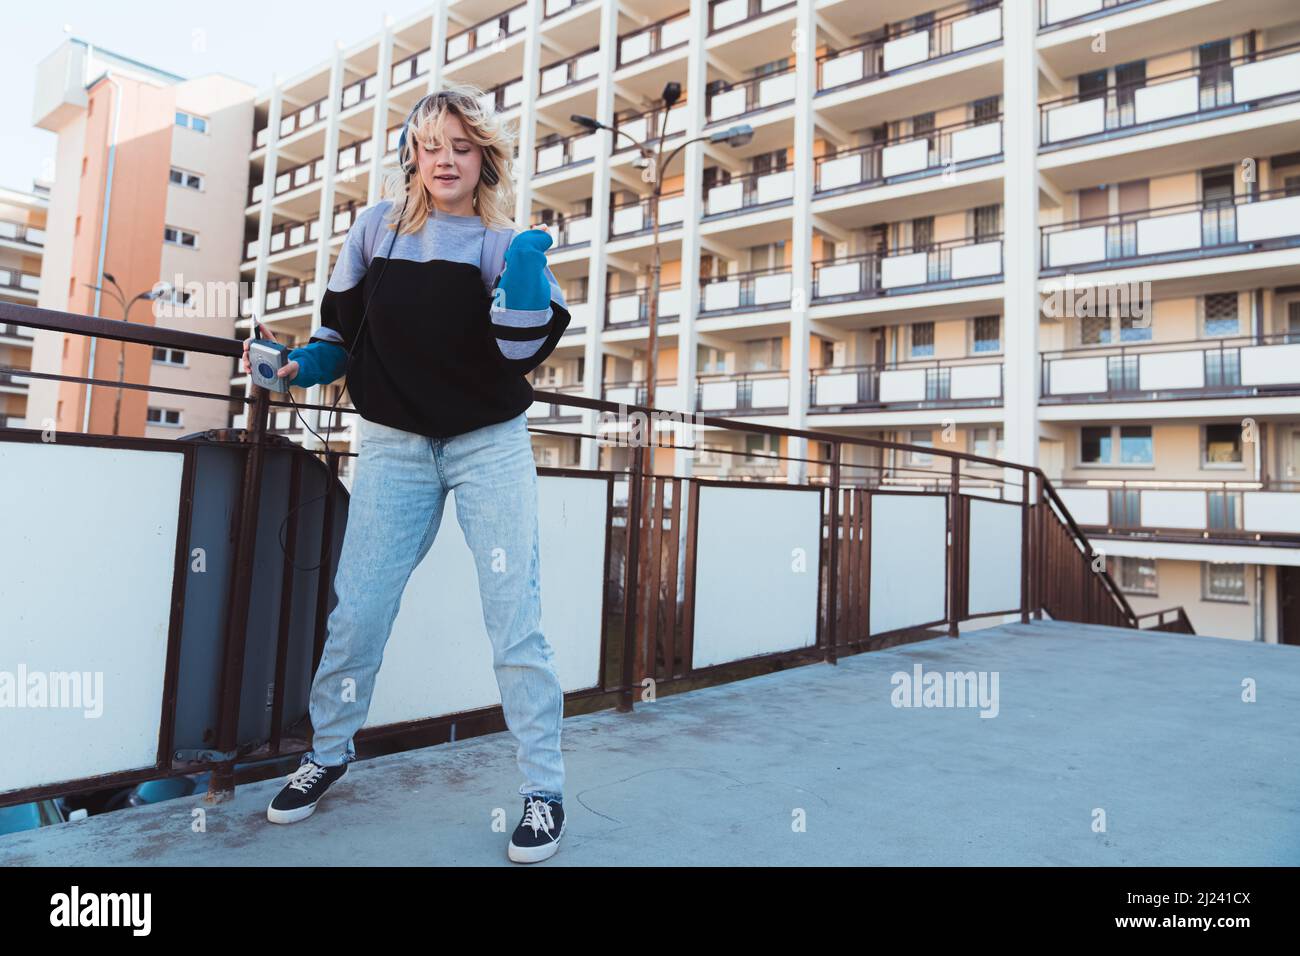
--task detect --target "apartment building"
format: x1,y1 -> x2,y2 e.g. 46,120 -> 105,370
0,183 -> 47,429
28,37 -> 255,438
234,0 -> 1300,642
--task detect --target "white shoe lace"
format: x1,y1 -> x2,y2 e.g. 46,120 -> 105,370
287,762 -> 328,794
523,798 -> 555,835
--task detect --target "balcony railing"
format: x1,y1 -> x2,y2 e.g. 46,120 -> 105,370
813,236 -> 1004,302
1040,0 -> 1168,30
389,47 -> 432,89
0,220 -> 45,247
696,369 -> 790,414
708,0 -> 796,36
339,73 -> 378,113
526,382 -> 585,421
1040,40 -> 1300,148
245,203 -> 361,261
0,323 -> 37,340
611,190 -> 686,237
1040,188 -> 1300,274
700,265 -> 792,314
810,358 -> 1004,411
604,285 -> 682,328
0,294 -> 1160,809
446,3 -> 527,63
612,103 -> 689,154
1041,333 -> 1300,401
260,281 -> 316,316
706,64 -> 796,125
617,11 -> 690,67
704,167 -> 794,218
816,116 -> 1003,195
816,1 -> 1003,93
0,270 -> 40,294
535,129 -> 601,175
537,213 -> 595,249
540,45 -> 602,96
1056,478 -> 1300,544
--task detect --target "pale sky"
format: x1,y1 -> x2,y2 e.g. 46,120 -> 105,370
3,0 -> 442,193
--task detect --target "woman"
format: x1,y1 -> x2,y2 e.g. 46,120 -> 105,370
244,85 -> 569,863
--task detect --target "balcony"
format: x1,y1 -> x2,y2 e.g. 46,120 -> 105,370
1040,40 -> 1300,151
446,3 -> 527,64
700,265 -> 792,316
0,270 -> 40,297
0,323 -> 36,342
703,168 -> 793,220
612,103 -> 688,156
534,129 -> 601,177
539,45 -> 602,98
696,369 -> 790,415
1041,334 -> 1300,404
609,190 -> 685,240
604,285 -> 682,330
616,11 -> 691,68
813,236 -> 1004,305
707,0 -> 796,36
0,220 -> 45,248
1040,188 -> 1300,277
816,117 -> 1003,200
817,2 -> 1003,96
245,203 -> 362,262
1056,478 -> 1300,546
526,383 -> 585,422
705,64 -> 796,127
810,357 -> 1003,413
1038,0 -> 1165,30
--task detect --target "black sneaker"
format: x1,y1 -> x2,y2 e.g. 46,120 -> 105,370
508,795 -> 565,863
267,757 -> 348,824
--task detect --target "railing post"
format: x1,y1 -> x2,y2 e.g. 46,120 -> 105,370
618,442 -> 644,713
824,441 -> 840,665
947,455 -> 961,637
1034,476 -> 1046,619
1020,469 -> 1030,624
208,384 -> 271,803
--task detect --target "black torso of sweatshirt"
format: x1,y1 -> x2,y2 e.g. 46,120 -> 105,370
316,202 -> 570,439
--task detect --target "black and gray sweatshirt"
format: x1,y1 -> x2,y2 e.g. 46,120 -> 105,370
311,200 -> 570,439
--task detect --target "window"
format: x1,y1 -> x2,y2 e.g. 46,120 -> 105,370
164,226 -> 198,248
1203,292 -> 1239,336
744,432 -> 778,463
1203,423 -> 1242,465
910,322 -> 934,358
973,205 -> 1000,241
1288,302 -> 1300,344
1114,60 -> 1146,115
972,96 -> 999,123
1202,562 -> 1246,602
1112,556 -> 1157,595
146,407 -> 182,426
908,429 -> 933,465
910,216 -> 933,252
972,315 -> 1000,353
152,347 -> 186,365
169,167 -> 203,190
175,110 -> 208,133
698,344 -> 727,373
1078,70 -> 1107,102
744,337 -> 781,372
1081,314 -> 1111,345
970,426 -> 1003,459
1081,425 -> 1152,465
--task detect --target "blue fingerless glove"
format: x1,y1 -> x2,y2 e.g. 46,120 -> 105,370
495,229 -> 553,311
287,340 -> 348,389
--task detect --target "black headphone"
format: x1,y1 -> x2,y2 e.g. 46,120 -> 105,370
398,90 -> 500,186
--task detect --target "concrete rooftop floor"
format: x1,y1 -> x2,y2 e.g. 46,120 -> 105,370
3,620 -> 1298,866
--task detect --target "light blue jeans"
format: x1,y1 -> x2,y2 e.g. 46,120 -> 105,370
304,409 -> 565,802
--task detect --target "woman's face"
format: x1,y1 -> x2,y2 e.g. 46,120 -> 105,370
414,111 -> 483,215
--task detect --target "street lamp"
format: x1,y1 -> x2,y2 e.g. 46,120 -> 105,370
83,273 -> 170,436
572,87 -> 751,432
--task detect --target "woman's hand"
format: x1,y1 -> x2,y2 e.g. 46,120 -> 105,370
242,322 -> 299,383
496,228 -> 553,312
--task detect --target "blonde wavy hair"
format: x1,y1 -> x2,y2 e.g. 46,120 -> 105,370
379,82 -> 518,235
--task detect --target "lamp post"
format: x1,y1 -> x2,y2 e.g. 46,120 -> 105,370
572,87 -> 751,446
572,89 -> 752,678
84,273 -> 169,436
